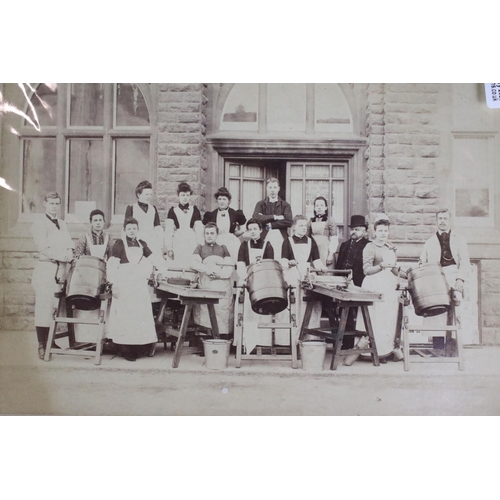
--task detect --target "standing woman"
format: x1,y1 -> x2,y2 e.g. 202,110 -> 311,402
202,187 -> 246,263
107,218 -> 157,361
354,218 -> 406,360
125,180 -> 164,257
165,182 -> 204,269
307,196 -> 339,269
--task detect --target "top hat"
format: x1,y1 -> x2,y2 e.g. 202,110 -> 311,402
349,215 -> 368,228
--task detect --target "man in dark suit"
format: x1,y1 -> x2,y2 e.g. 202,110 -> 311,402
335,215 -> 370,348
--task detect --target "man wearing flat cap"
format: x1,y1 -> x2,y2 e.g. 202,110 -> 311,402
334,215 -> 370,348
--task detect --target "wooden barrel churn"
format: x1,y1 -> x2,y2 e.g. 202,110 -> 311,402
407,263 -> 451,317
246,259 -> 288,315
65,256 -> 107,310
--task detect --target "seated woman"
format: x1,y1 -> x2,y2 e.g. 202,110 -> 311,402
107,218 -> 158,361
203,187 -> 246,262
351,218 -> 406,363
191,222 -> 235,339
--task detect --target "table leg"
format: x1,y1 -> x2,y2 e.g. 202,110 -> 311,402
330,306 -> 349,370
298,300 -> 314,342
360,305 -> 380,367
207,303 -> 220,339
172,304 -> 193,368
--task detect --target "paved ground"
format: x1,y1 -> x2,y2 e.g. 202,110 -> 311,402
1,331 -> 499,415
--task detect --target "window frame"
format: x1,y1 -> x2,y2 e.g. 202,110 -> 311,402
17,83 -> 156,227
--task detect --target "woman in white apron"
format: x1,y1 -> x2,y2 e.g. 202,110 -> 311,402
191,223 -> 235,337
236,218 -> 275,354
31,192 -> 75,359
307,196 -> 339,269
280,215 -> 326,344
107,218 -> 157,361
355,218 -> 407,360
124,181 -> 164,257
165,182 -> 204,269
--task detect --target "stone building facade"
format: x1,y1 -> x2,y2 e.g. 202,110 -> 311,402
1,83 -> 499,344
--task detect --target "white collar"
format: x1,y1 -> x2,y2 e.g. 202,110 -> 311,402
268,197 -> 279,203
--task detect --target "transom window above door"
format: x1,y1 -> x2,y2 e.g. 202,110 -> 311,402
19,83 -> 154,224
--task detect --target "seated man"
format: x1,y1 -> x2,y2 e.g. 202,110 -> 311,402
191,222 -> 235,340
280,215 -> 326,341
74,209 -> 114,260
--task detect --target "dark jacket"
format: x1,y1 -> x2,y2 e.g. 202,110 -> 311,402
202,207 -> 246,234
336,237 -> 370,287
252,197 -> 293,240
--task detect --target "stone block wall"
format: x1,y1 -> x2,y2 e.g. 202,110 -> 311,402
156,83 -> 208,219
365,83 -> 441,242
481,259 -> 500,345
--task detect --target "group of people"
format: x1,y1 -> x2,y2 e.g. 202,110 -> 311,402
31,175 -> 471,365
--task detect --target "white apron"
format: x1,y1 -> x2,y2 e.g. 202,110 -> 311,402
193,254 -> 234,335
356,246 -> 399,357
310,220 -> 337,269
216,213 -> 241,288
32,228 -> 73,328
108,241 -> 157,345
167,206 -> 201,269
265,228 -> 285,263
240,243 -> 278,353
132,202 -> 163,256
72,234 -> 110,342
283,237 -> 322,341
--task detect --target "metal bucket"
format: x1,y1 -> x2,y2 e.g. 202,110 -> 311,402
407,263 -> 451,317
246,259 -> 288,315
299,340 -> 327,371
202,339 -> 232,370
66,256 -> 107,311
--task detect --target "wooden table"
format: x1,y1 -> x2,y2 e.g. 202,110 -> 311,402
155,280 -> 226,368
298,282 -> 383,370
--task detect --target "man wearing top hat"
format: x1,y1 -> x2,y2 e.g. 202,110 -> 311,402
334,215 -> 370,348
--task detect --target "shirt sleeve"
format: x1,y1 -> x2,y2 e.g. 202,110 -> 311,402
106,237 -> 114,260
193,244 -> 203,256
111,239 -> 125,261
74,235 -> 87,257
221,245 -> 231,258
202,210 -> 212,226
362,243 -> 376,275
237,241 -> 248,265
235,209 -> 247,226
269,201 -> 293,230
153,206 -> 161,227
191,206 -> 202,227
167,206 -> 179,229
281,238 -> 294,260
309,237 -> 320,262
139,240 -> 152,258
253,200 -> 274,224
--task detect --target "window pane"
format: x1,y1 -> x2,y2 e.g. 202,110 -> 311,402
305,165 -> 330,178
241,180 -> 263,218
290,164 -> 303,178
229,163 -> 240,177
22,138 -> 57,213
267,83 -> 306,132
332,165 -> 345,178
68,140 -> 104,213
70,83 -> 104,127
305,180 -> 330,219
242,165 -> 263,179
24,83 -> 58,127
229,179 -> 240,210
290,180 -> 303,220
115,83 -> 150,127
114,139 -> 150,215
331,180 -> 344,224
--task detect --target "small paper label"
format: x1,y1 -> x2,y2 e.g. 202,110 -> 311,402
485,83 -> 500,108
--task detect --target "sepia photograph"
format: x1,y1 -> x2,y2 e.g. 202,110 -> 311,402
1,81 -> 499,417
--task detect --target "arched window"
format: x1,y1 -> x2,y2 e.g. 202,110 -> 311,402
20,83 -> 155,224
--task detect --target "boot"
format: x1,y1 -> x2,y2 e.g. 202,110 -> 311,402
36,327 -> 49,360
